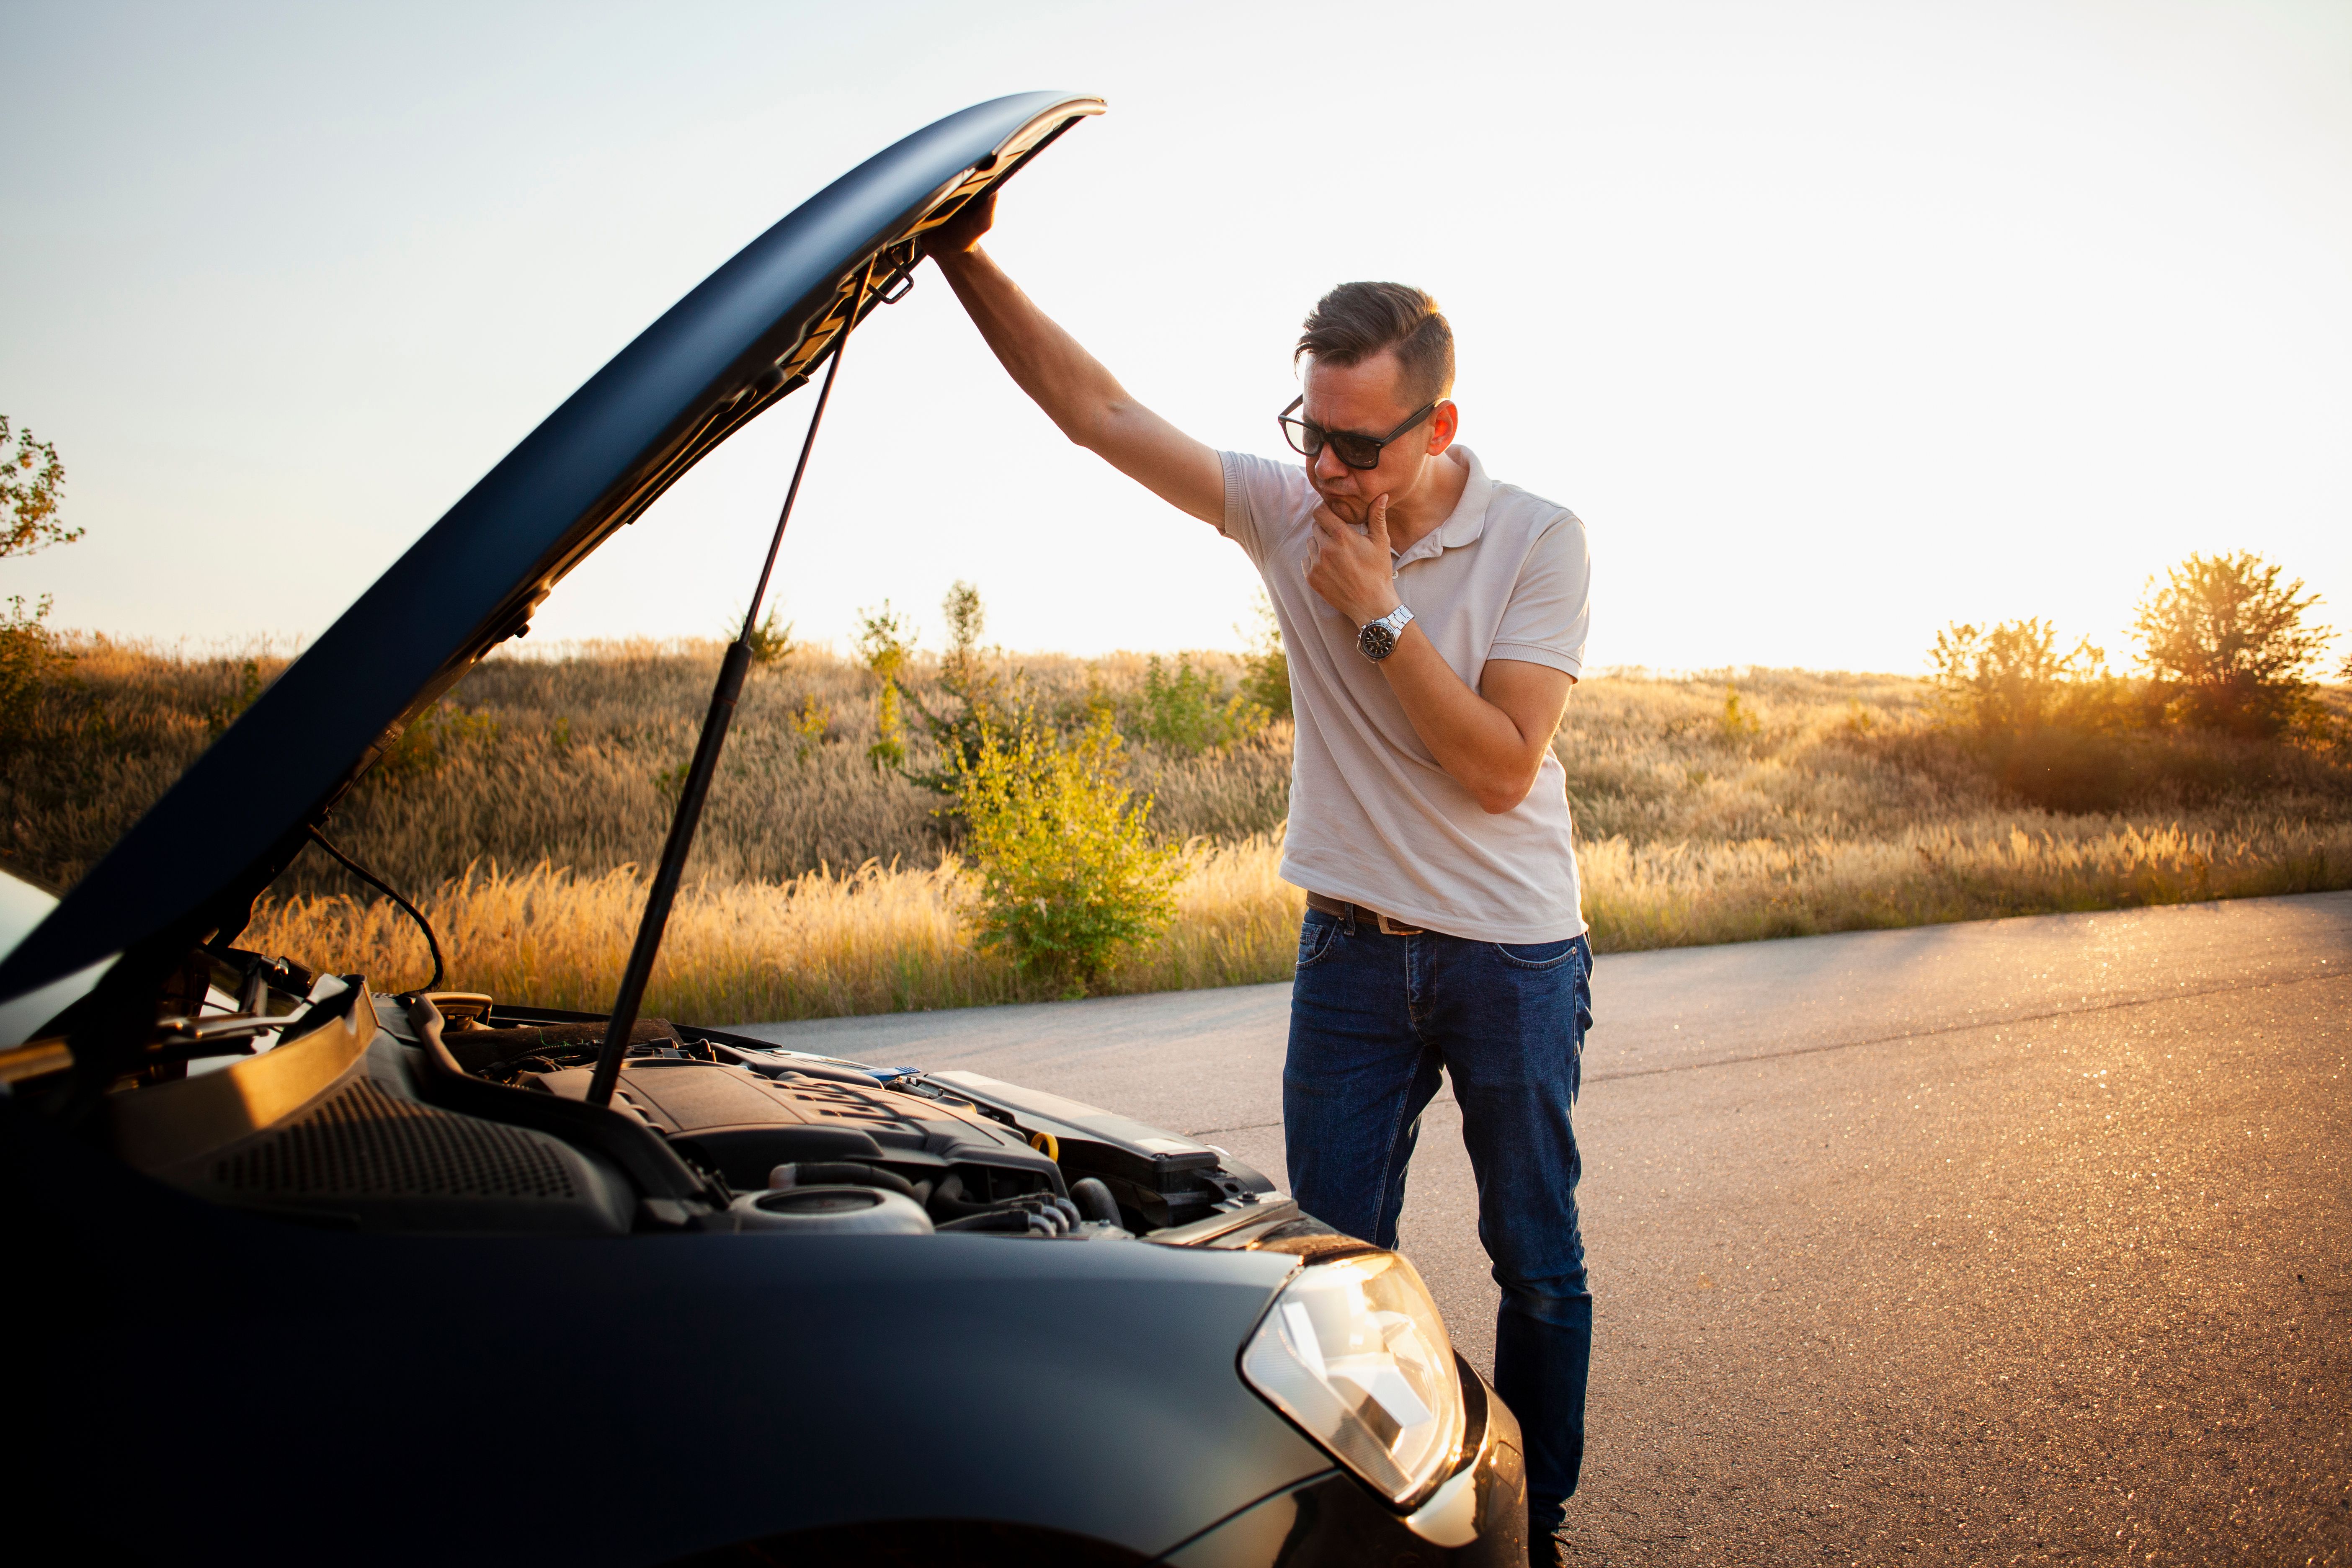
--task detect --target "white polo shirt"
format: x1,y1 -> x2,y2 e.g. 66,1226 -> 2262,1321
1219,445 -> 1589,943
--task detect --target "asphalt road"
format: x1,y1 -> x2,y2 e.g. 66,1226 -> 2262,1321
741,892 -> 2352,1566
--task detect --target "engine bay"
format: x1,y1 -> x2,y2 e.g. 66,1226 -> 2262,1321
48,952 -> 1282,1243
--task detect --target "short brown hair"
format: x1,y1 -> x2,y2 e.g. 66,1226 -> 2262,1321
1295,282 -> 1455,408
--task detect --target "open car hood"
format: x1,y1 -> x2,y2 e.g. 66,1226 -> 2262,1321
0,90 -> 1101,1013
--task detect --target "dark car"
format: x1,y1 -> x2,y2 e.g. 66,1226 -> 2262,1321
0,92 -> 1527,1566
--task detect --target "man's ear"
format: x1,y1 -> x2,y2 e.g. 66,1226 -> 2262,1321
1427,400 -> 1459,456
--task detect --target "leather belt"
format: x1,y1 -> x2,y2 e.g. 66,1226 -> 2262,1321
1306,891 -> 1428,937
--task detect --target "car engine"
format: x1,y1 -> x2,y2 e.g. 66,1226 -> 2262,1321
95,959 -> 1280,1243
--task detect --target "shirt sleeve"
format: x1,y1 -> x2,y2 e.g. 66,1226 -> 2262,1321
1488,509 -> 1592,678
1218,450 -> 1309,570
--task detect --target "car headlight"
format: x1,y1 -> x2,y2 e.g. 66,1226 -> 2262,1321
1239,1250 -> 1467,1506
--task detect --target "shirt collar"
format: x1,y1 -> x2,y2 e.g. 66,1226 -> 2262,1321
1393,446 -> 1491,568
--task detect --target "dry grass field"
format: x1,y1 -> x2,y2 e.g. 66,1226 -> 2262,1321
7,639 -> 2349,1023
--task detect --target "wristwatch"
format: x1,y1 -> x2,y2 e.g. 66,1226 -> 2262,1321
1357,603 -> 1415,662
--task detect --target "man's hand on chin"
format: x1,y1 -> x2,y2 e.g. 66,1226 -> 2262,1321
1305,493 -> 1402,627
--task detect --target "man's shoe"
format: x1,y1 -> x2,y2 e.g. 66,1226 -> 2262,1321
1528,1498 -> 1566,1567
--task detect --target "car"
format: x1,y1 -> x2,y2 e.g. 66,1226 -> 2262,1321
0,90 -> 1528,1566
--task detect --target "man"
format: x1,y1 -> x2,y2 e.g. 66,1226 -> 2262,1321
931,190 -> 1594,1560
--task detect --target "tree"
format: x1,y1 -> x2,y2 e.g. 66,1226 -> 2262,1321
2131,552 -> 2330,735
1927,618 -> 2112,736
0,417 -> 74,559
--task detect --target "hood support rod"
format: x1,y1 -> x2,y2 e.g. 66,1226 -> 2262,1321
586,256 -> 878,1109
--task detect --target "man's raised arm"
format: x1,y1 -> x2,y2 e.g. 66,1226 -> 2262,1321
928,191 -> 1225,527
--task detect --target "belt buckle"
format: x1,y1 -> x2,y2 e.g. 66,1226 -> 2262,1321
1373,909 -> 1423,937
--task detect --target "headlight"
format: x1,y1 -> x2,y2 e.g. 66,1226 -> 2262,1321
1239,1251 -> 1467,1505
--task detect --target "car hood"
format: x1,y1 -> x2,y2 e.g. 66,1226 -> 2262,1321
0,90 -> 1101,1014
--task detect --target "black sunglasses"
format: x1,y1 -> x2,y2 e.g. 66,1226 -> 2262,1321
1277,395 -> 1440,470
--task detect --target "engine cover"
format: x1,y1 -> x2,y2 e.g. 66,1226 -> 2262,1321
534,1059 -> 1062,1199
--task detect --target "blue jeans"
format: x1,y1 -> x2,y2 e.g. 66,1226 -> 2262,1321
1283,907 -> 1594,1520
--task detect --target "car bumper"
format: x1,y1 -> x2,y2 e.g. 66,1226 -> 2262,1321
1158,1353 -> 1527,1566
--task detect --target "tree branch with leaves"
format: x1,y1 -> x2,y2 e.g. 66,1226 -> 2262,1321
1,417 -> 74,559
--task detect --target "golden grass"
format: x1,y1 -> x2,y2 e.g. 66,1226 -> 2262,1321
243,835 -> 1307,1025
1579,810 -> 2352,949
17,640 -> 2352,1024
242,806 -> 2352,1026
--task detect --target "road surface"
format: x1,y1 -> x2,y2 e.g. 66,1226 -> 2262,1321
741,892 -> 2352,1565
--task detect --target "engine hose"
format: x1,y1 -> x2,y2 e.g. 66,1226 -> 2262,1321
1068,1177 -> 1121,1225
924,1175 -> 1086,1229
935,1211 -> 1037,1234
769,1161 -> 926,1204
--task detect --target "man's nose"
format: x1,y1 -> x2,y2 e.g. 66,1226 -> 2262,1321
1311,444 -> 1353,484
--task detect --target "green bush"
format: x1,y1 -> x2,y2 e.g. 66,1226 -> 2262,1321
900,579 -> 1018,798
854,601 -> 915,769
1238,591 -> 1291,721
1131,653 -> 1269,754
1927,618 -> 2122,737
0,596 -> 70,752
956,712 -> 1183,997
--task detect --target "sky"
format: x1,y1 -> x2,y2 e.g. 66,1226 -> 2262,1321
3,0 -> 2347,675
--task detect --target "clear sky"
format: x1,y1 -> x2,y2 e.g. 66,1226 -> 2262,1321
4,0 -> 2347,674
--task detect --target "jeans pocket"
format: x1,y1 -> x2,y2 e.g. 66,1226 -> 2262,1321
1492,937 -> 1576,970
1296,913 -> 1342,971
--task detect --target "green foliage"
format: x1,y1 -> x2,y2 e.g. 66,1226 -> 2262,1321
1237,590 -> 1291,721
1131,653 -> 1270,755
956,712 -> 1184,997
790,694 -> 831,762
1924,619 -> 2139,812
202,658 -> 268,737
942,579 -> 985,658
900,579 -> 1018,797
741,607 -> 797,669
2132,552 -> 2332,736
374,701 -> 501,782
0,416 -> 82,749
1928,619 -> 2118,737
0,596 -> 71,750
0,416 -> 75,559
1717,685 -> 1760,743
855,601 -> 915,769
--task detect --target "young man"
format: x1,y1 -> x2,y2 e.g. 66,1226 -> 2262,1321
930,191 -> 1594,1559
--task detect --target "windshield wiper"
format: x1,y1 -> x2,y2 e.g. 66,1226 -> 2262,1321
585,255 -> 882,1109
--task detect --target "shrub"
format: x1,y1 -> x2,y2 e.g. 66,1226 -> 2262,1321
1238,590 -> 1292,721
900,580 -> 1019,798
0,596 -> 72,752
1927,618 -> 2118,737
955,712 -> 1183,997
1717,685 -> 1760,744
854,601 -> 915,769
1132,653 -> 1269,754
2132,552 -> 2332,737
1923,619 -> 2145,811
741,607 -> 796,669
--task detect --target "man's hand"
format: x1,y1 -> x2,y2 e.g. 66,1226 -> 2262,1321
928,186 -> 997,258
1306,494 -> 1404,627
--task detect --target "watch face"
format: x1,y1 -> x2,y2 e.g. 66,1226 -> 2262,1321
1358,620 -> 1398,661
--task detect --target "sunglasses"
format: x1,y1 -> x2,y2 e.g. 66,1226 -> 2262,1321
1277,395 -> 1441,471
